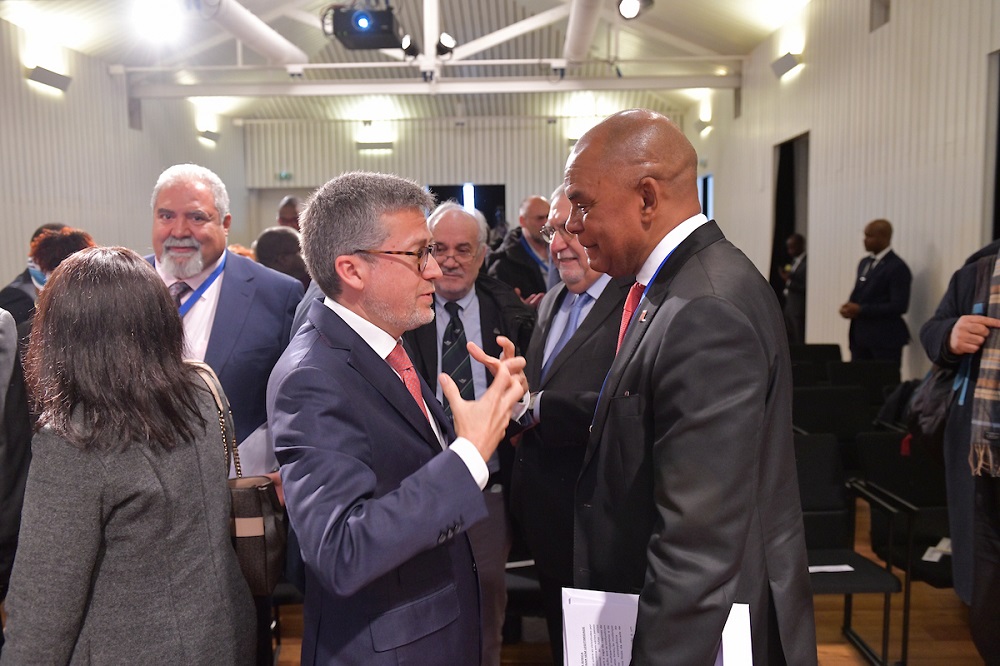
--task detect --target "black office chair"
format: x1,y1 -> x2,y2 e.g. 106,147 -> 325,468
794,433 -> 906,666
855,430 -> 953,665
793,386 -> 880,472
827,360 -> 901,407
789,343 -> 843,382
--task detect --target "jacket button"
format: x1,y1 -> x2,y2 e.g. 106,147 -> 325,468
438,533 -> 447,544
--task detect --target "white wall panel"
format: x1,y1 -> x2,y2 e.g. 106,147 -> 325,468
0,17 -> 248,281
694,0 -> 998,378
245,117 -> 575,231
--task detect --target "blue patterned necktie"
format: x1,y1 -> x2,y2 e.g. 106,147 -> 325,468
541,292 -> 592,381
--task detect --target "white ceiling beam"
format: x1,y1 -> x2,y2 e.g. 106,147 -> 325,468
207,0 -> 308,64
449,4 -> 571,62
602,9 -> 718,56
166,0 -> 314,65
563,0 -> 603,63
131,74 -> 741,98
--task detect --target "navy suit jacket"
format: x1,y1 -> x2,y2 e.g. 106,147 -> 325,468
268,300 -> 486,665
574,222 -> 816,665
147,251 -> 302,443
847,249 -> 912,351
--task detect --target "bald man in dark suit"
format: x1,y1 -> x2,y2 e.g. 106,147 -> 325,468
564,110 -> 816,665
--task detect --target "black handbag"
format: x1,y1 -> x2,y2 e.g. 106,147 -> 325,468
189,361 -> 287,597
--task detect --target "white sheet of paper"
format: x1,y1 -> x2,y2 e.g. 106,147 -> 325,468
561,587 -> 752,666
227,422 -> 277,478
807,564 -> 855,573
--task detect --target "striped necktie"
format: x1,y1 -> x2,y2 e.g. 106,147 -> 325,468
441,301 -> 474,414
169,281 -> 191,310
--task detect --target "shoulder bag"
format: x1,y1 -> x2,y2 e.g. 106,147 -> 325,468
188,360 -> 287,597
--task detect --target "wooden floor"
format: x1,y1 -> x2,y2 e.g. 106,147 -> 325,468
272,500 -> 983,665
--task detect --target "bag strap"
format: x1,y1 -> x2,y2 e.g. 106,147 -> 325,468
187,360 -> 242,479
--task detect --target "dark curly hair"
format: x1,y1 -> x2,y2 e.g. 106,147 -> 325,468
25,247 -> 206,451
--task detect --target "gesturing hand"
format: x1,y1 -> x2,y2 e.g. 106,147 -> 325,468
441,356 -> 526,462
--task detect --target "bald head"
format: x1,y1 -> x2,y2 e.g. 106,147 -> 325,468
564,108 -> 703,277
864,218 -> 892,254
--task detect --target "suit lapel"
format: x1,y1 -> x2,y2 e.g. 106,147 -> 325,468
406,314 -> 440,393
584,222 -> 725,467
540,279 -> 629,389
205,253 -> 254,376
525,286 -> 566,388
310,302 -> 442,453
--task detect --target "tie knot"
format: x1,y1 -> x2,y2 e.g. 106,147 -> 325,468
169,281 -> 191,306
444,301 -> 461,318
385,342 -> 414,375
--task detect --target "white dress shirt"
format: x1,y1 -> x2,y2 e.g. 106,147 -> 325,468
155,251 -> 226,362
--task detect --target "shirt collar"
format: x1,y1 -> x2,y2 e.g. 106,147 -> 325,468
324,296 -> 399,360
871,247 -> 891,262
434,284 -> 477,312
581,273 -> 612,302
636,213 -> 709,286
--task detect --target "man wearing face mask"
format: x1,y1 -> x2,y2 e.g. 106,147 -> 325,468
508,184 -> 630,664
0,223 -> 67,326
147,163 -> 303,666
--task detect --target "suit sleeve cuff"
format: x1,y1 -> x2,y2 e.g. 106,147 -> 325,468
450,438 -> 489,490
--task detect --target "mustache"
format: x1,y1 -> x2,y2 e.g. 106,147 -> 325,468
163,237 -> 201,251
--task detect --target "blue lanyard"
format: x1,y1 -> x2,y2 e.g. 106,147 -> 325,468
177,252 -> 227,317
518,235 -> 550,272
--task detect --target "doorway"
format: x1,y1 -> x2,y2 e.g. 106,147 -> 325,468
771,133 -> 810,341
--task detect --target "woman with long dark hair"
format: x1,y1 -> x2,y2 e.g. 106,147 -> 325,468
0,247 -> 254,664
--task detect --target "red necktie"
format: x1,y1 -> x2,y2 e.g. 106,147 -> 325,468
386,343 -> 429,422
616,282 -> 645,353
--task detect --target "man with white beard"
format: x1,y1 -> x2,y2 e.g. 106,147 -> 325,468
148,163 -> 302,665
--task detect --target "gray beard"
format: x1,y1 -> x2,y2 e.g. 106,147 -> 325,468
159,248 -> 204,280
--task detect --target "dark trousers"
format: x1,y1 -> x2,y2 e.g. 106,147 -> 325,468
254,595 -> 273,665
849,343 -> 902,368
537,571 -> 567,666
972,475 -> 1000,665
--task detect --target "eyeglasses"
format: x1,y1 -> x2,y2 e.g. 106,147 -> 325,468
540,219 -> 573,244
355,245 -> 436,272
431,243 -> 479,263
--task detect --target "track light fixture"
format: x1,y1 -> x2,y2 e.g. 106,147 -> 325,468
618,0 -> 653,20
401,34 -> 420,57
436,32 -> 457,57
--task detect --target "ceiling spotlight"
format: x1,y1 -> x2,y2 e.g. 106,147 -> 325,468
618,0 -> 653,20
436,32 -> 457,56
401,34 -> 420,57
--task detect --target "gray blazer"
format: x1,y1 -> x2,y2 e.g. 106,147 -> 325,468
0,386 -> 255,665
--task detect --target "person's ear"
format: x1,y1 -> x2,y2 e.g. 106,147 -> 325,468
637,176 -> 658,226
335,254 -> 367,291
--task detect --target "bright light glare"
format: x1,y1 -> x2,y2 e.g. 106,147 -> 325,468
356,121 -> 396,144
347,96 -> 401,121
462,183 -> 475,213
618,0 -> 641,20
133,0 -> 183,45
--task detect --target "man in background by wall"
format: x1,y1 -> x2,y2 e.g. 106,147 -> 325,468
276,195 -> 301,231
781,233 -> 807,345
839,218 -> 912,367
403,201 -> 535,666
488,195 -> 551,307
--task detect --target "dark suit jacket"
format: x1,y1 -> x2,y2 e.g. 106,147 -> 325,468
147,251 -> 303,443
782,254 -> 806,344
0,270 -> 36,327
268,300 -> 486,665
574,222 -> 816,665
509,277 -> 629,583
848,250 -> 912,352
487,227 -> 548,299
0,308 -> 31,603
403,275 -> 535,489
